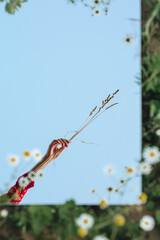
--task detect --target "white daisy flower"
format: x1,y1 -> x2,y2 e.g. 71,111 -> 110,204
125,166 -> 136,177
19,177 -> 29,188
99,198 -> 109,210
94,9 -> 100,15
156,129 -> 160,136
0,209 -> 8,218
93,236 -> 110,240
119,178 -> 126,185
140,215 -> 155,231
28,171 -> 37,181
103,165 -> 115,175
32,149 -> 42,162
124,34 -> 133,45
75,213 -> 94,230
93,0 -> 100,4
130,186 -> 136,192
106,186 -> 114,193
143,146 -> 160,164
22,150 -> 31,161
37,170 -> 44,178
91,188 -> 97,194
138,162 -> 152,175
7,154 -> 20,166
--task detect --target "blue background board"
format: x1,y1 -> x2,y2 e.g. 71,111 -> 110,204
0,0 -> 141,204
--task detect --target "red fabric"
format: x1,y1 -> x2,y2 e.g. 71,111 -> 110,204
3,172 -> 35,205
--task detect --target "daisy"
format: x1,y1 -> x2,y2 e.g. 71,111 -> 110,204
106,187 -> 114,193
91,188 -> 97,194
115,188 -> 119,193
138,192 -> 147,204
19,176 -> 29,188
119,179 -> 126,185
32,149 -> 42,162
28,171 -> 37,181
130,186 -> 136,192
0,209 -> 8,218
114,214 -> 126,227
94,9 -> 100,15
37,170 -> 44,178
140,215 -> 155,231
93,0 -> 100,4
138,162 -> 152,175
77,228 -> 88,238
125,166 -> 136,177
7,154 -> 20,166
155,129 -> 160,136
143,146 -> 160,164
124,34 -> 133,45
93,236 -> 110,240
99,199 -> 109,209
103,165 -> 115,175
22,150 -> 31,161
75,213 -> 94,230
104,8 -> 108,15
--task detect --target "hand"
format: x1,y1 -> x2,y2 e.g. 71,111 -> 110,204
45,139 -> 70,159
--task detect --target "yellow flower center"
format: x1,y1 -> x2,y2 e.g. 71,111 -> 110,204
128,168 -> 133,173
24,151 -> 30,157
11,158 -> 16,162
83,219 -> 88,224
145,221 -> 149,225
36,153 -> 40,157
150,152 -> 155,157
77,228 -> 88,238
138,192 -> 147,203
143,165 -> 147,169
114,215 -> 126,226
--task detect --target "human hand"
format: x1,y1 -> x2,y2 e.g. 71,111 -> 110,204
45,138 -> 70,159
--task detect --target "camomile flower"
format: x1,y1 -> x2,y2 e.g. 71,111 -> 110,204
75,213 -> 94,230
77,228 -> 88,238
32,149 -> 42,162
103,165 -> 115,175
143,146 -> 160,164
93,0 -> 100,4
22,150 -> 31,161
37,170 -> 44,178
114,214 -> 126,227
7,154 -> 20,166
119,178 -> 126,185
138,192 -> 147,204
91,188 -> 97,194
93,236 -> 110,240
155,129 -> 160,136
99,199 -> 109,209
115,188 -> 119,193
125,166 -> 136,177
94,9 -> 100,15
106,187 -> 114,193
138,162 -> 152,175
124,34 -> 133,45
130,186 -> 136,192
140,215 -> 155,231
28,171 -> 37,181
0,209 -> 8,218
19,177 -> 29,188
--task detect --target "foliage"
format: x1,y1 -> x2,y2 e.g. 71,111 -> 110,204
1,0 -> 160,240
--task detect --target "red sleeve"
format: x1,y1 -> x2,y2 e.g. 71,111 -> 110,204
2,172 -> 35,205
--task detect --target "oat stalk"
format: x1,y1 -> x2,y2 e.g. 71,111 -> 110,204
69,89 -> 119,141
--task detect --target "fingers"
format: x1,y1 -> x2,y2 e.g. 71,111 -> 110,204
59,139 -> 70,148
48,139 -> 70,155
